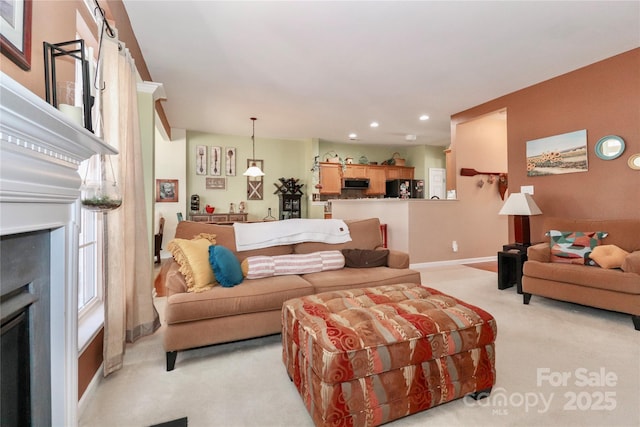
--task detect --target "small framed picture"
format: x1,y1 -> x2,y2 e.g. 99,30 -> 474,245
225,147 -> 236,176
206,177 -> 226,190
195,145 -> 207,175
156,179 -> 178,202
0,0 -> 32,70
210,146 -> 221,176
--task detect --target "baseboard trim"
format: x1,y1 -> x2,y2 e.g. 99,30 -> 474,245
78,362 -> 103,418
411,256 -> 496,269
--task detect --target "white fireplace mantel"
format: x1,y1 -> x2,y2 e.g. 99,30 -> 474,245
0,72 -> 117,426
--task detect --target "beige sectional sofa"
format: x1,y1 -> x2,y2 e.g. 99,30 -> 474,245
163,217 -> 421,370
522,218 -> 640,330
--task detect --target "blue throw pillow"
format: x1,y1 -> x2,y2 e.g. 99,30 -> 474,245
209,245 -> 244,287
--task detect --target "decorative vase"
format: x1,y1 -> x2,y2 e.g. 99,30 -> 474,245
80,154 -> 122,212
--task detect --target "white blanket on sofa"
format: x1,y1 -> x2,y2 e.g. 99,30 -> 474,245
233,219 -> 351,251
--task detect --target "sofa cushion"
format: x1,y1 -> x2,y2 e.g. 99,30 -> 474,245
342,249 -> 389,268
589,245 -> 630,269
294,218 -> 383,254
175,221 -> 295,261
241,251 -> 345,279
547,230 -> 607,264
209,245 -> 244,287
523,260 -> 640,294
303,267 -> 421,294
165,274 -> 314,324
167,237 -> 218,293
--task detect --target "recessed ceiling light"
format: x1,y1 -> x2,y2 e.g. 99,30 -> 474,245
419,115 -> 429,121
348,133 -> 357,140
370,122 -> 379,128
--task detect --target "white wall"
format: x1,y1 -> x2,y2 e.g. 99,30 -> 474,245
155,128 -> 187,259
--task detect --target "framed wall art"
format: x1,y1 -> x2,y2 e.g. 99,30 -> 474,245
156,179 -> 178,202
206,177 -> 226,190
0,0 -> 32,70
210,146 -> 221,175
225,147 -> 236,176
526,129 -> 588,177
246,159 -> 264,200
195,145 -> 207,175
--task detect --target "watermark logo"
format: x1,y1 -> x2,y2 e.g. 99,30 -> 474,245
463,367 -> 617,415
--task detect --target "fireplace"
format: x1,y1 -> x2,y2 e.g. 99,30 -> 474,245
1,230 -> 51,426
0,72 -> 116,426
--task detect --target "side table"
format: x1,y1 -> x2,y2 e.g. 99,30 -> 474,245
497,246 -> 528,294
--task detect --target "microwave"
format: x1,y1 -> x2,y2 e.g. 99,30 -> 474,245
342,178 -> 370,189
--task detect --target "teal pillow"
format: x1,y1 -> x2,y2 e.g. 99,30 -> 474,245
209,245 -> 243,287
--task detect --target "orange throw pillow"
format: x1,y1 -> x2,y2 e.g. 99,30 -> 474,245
589,245 -> 629,269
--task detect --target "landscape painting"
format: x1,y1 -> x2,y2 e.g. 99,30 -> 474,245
526,129 -> 588,177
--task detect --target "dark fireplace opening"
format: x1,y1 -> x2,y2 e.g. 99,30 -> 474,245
1,230 -> 51,426
1,304 -> 31,426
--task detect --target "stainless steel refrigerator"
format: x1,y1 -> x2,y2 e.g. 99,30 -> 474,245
385,179 -> 425,199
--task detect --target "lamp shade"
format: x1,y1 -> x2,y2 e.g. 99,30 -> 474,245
498,193 -> 542,216
243,164 -> 264,177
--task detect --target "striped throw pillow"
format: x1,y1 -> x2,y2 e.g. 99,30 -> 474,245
241,251 -> 345,279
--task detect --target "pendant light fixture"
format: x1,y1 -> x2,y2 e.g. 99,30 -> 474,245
243,117 -> 265,177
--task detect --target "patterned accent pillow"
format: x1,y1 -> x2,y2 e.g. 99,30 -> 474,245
241,251 -> 345,279
547,230 -> 608,264
342,249 -> 389,268
167,237 -> 218,292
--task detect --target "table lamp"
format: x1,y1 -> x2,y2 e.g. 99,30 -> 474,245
498,193 -> 542,246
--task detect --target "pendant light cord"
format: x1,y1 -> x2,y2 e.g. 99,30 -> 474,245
251,117 -> 257,160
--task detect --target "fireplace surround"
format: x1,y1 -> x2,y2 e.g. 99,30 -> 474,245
0,72 -> 116,426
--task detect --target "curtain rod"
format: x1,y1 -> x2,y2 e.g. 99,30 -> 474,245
94,0 -> 116,39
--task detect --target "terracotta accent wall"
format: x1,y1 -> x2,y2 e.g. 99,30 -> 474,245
0,0 -> 86,97
452,48 -> 640,243
78,328 -> 104,399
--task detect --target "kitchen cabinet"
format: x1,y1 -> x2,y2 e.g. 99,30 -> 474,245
319,162 -> 342,194
365,166 -> 386,195
343,164 -> 367,178
385,166 -> 414,180
318,162 -> 414,195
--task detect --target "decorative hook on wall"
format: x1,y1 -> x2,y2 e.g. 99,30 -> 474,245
460,168 -> 509,199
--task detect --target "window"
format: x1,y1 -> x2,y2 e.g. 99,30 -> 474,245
77,3 -> 104,352
78,203 -> 102,313
77,160 -> 104,353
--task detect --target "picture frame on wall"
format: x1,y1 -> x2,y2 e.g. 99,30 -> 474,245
206,177 -> 226,190
0,0 -> 32,70
156,179 -> 178,202
526,129 -> 588,177
195,145 -> 207,175
246,159 -> 264,200
225,147 -> 236,176
210,146 -> 221,176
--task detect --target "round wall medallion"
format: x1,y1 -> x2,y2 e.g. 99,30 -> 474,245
628,153 -> 640,170
594,135 -> 625,160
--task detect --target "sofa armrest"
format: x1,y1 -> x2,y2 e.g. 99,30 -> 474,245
622,250 -> 640,274
384,248 -> 410,269
165,261 -> 188,296
527,243 -> 550,263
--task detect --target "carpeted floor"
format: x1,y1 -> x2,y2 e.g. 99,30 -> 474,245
79,265 -> 640,427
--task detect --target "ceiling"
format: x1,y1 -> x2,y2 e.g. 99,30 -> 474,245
122,1 -> 639,146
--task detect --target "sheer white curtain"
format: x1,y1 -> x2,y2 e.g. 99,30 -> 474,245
99,26 -> 160,375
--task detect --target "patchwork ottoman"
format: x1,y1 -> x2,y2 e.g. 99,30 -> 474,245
282,283 -> 496,426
